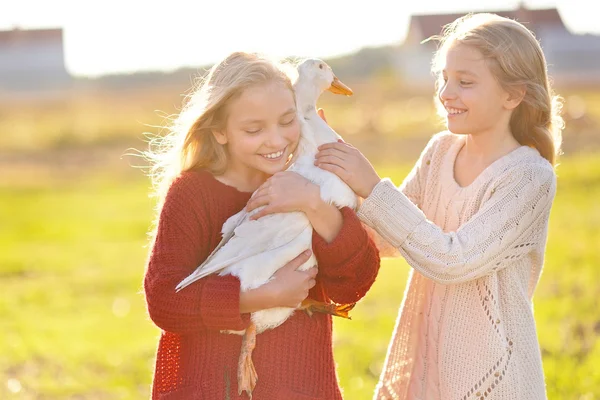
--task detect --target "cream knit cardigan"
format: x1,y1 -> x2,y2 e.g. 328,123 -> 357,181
358,132 -> 556,400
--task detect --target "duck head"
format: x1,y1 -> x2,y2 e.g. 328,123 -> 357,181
290,59 -> 353,159
294,59 -> 353,110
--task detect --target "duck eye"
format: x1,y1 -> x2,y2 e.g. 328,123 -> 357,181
319,64 -> 323,70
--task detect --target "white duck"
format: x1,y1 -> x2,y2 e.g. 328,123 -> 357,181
176,59 -> 357,396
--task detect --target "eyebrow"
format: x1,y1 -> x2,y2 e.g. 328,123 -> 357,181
280,108 -> 297,117
240,108 -> 296,124
443,69 -> 479,78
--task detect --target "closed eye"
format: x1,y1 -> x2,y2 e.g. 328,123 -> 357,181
281,115 -> 296,126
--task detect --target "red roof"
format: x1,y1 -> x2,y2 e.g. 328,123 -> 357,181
410,7 -> 565,42
0,28 -> 63,44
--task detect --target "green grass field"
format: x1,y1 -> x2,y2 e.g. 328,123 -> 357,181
1,152 -> 599,399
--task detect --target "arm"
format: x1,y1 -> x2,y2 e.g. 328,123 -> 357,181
247,171 -> 343,242
316,133 -> 443,258
363,223 -> 401,258
358,163 -> 556,284
312,207 -> 380,305
372,137 -> 437,257
144,176 -> 250,334
304,191 -> 343,242
244,172 -> 380,304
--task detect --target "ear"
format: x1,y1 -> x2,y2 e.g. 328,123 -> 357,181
212,129 -> 228,145
504,85 -> 526,110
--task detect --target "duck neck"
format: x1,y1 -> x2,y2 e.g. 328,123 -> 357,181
295,116 -> 319,159
295,82 -> 322,113
294,83 -> 339,156
293,83 -> 319,158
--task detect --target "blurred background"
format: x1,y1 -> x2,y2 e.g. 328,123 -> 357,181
1,0 -> 598,399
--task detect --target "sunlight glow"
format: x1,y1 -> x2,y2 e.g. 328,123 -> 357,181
1,0 -> 595,77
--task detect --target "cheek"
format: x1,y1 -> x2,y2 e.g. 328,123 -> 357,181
459,88 -> 476,104
228,134 -> 261,155
285,121 -> 301,143
461,90 -> 488,117
475,94 -> 504,117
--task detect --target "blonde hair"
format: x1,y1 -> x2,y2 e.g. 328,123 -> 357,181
144,52 -> 296,206
431,13 -> 563,165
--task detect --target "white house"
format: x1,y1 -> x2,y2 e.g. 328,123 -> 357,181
396,6 -> 600,89
0,27 -> 71,92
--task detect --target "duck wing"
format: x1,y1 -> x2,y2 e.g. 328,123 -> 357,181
176,210 -> 310,292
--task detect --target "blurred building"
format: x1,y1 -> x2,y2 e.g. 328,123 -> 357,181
397,5 -> 600,89
0,27 -> 72,94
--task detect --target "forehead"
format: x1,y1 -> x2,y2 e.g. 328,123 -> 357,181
442,44 -> 489,76
227,82 -> 295,122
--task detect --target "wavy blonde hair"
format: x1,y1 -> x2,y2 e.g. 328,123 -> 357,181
431,13 -> 563,165
144,52 -> 296,207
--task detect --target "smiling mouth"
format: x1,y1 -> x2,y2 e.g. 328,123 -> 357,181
260,147 -> 286,160
446,107 -> 467,116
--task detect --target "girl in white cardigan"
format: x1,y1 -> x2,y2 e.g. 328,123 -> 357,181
315,13 -> 563,400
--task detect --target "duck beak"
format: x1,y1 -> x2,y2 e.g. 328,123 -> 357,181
328,76 -> 353,96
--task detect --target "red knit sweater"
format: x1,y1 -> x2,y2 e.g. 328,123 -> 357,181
144,170 -> 380,400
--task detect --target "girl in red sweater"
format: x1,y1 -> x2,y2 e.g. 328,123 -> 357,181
143,52 -> 380,399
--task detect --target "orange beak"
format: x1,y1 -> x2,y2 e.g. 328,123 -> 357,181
328,76 -> 353,96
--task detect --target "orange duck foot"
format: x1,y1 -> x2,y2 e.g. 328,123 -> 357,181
238,323 -> 258,398
300,298 -> 356,320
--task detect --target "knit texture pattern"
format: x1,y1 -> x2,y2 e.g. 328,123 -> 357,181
358,132 -> 556,400
144,169 -> 380,399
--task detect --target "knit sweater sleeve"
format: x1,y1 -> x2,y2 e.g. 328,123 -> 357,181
358,162 -> 556,284
144,175 -> 250,334
311,207 -> 380,304
370,134 -> 443,258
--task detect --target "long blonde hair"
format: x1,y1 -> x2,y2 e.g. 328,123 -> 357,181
431,13 -> 563,165
144,52 -> 296,206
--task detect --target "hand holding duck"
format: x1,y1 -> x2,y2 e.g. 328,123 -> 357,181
246,171 -> 320,219
315,134 -> 382,199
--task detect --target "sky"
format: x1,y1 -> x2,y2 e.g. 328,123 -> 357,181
1,0 -> 597,77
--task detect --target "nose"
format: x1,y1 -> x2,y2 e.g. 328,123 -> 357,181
264,126 -> 288,149
438,79 -> 456,103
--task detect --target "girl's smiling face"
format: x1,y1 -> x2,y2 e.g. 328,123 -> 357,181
214,81 -> 300,184
438,43 -> 516,137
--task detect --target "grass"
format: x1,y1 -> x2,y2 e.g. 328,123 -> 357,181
2,81 -> 599,152
0,152 -> 599,399
0,173 -> 155,398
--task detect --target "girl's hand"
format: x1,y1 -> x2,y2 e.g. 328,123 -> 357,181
240,250 -> 316,313
246,172 -> 320,220
315,140 -> 381,199
268,250 -> 317,308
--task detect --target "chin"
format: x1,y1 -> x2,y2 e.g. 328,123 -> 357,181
257,161 -> 287,175
446,123 -> 470,136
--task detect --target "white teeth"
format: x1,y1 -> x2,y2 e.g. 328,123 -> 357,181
447,107 -> 466,115
262,150 -> 284,159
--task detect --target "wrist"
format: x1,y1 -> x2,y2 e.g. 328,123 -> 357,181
362,176 -> 381,198
240,284 -> 277,313
304,184 -> 323,215
261,281 -> 280,308
306,196 -> 343,243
